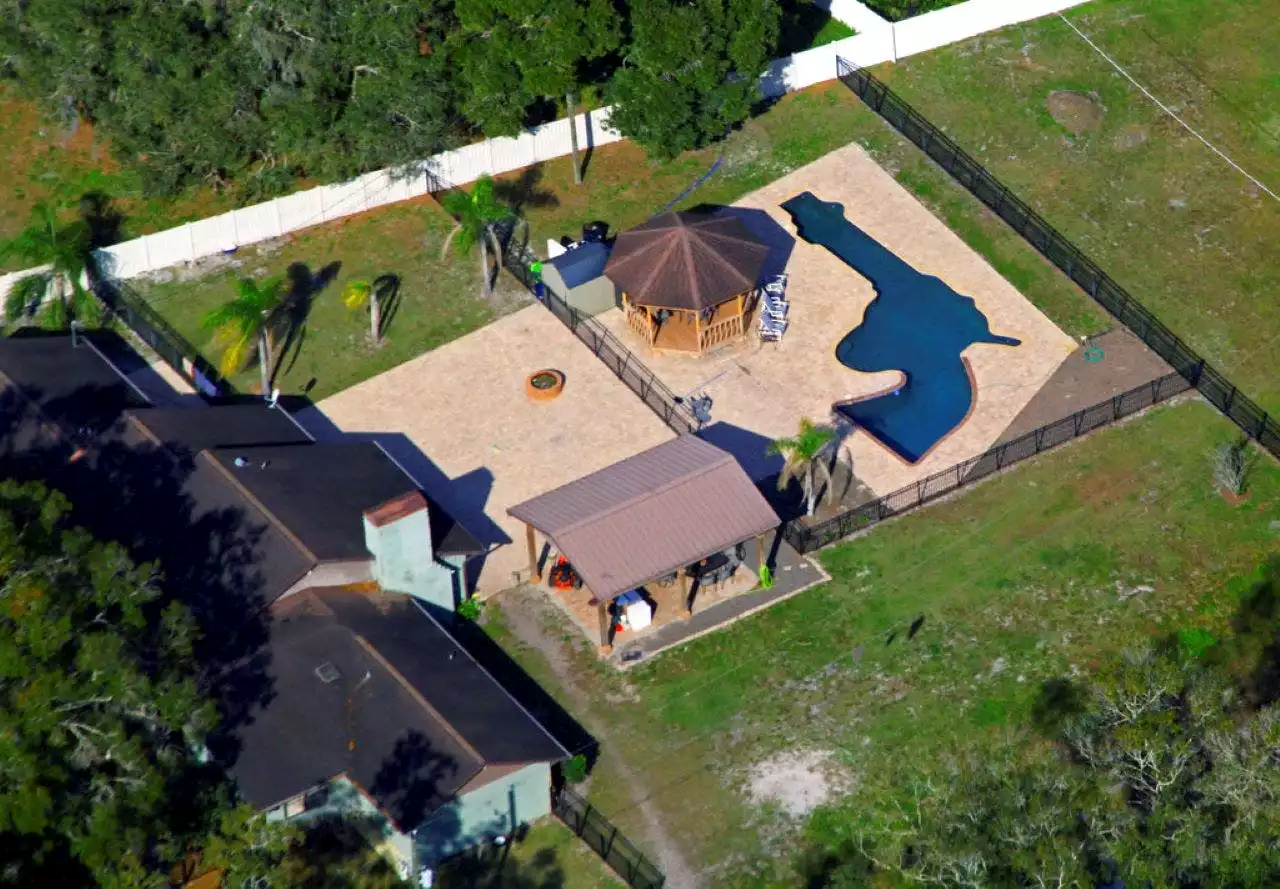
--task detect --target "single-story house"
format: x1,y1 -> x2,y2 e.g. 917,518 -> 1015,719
0,332 -> 568,876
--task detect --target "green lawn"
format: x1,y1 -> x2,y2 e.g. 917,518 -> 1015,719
435,819 -> 620,889
874,0 -> 1280,413
485,400 -> 1279,886
126,198 -> 503,399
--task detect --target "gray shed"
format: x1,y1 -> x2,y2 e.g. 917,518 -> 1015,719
543,242 -> 618,316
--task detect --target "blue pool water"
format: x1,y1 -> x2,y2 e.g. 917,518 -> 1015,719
781,192 -> 1021,464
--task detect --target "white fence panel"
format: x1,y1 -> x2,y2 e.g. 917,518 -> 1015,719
275,189 -> 324,237
450,143 -> 494,186
380,166 -> 430,205
895,0 -> 1092,59
145,224 -> 197,267
186,215 -> 227,259
232,200 -> 282,246
317,178 -> 367,223
102,239 -> 151,279
487,132 -> 538,177
533,116 -> 573,164
588,107 -> 625,145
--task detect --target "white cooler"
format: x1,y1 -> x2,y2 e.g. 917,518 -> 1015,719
616,590 -> 653,631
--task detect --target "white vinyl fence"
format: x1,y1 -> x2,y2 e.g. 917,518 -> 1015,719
0,0 -> 1092,305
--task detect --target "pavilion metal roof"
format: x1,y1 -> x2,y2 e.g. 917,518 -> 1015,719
507,435 -> 780,602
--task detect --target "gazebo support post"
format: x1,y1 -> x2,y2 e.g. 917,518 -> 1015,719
597,601 -> 613,654
693,309 -> 702,354
756,533 -> 766,576
525,524 -> 540,583
736,292 -> 745,336
681,570 -> 693,620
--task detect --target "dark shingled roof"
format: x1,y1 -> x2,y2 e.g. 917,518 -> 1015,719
231,589 -> 565,826
127,404 -> 312,453
207,442 -> 419,562
508,435 -> 780,602
0,334 -> 148,449
604,211 -> 769,311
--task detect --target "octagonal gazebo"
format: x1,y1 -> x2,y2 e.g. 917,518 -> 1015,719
605,211 -> 769,355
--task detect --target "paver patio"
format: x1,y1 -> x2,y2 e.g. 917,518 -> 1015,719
596,143 -> 1077,496
308,304 -> 674,595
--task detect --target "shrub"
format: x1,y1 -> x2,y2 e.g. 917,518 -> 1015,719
457,597 -> 483,622
562,754 -> 588,784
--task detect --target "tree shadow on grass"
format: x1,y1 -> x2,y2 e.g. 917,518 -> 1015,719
493,166 -> 560,215
274,261 -> 342,384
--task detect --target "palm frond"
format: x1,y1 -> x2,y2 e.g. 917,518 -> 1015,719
216,336 -> 254,377
4,273 -> 51,321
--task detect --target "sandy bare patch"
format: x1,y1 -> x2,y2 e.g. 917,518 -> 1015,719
747,749 -> 850,818
1047,90 -> 1104,134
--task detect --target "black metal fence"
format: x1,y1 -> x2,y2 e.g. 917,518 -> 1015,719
835,57 -> 1279,460
787,371 -> 1190,552
553,788 -> 666,889
502,241 -> 699,435
92,270 -> 234,397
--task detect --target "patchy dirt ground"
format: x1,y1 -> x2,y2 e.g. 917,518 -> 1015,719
493,586 -> 701,889
747,749 -> 852,819
1046,90 -> 1105,134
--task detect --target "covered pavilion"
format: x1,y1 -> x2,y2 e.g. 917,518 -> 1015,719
605,211 -> 769,355
508,435 -> 781,651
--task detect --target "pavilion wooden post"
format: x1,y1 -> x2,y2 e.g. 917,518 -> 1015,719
693,309 -> 702,354
525,524 -> 540,583
736,292 -> 745,337
681,569 -> 692,620
756,533 -> 766,576
597,600 -> 613,653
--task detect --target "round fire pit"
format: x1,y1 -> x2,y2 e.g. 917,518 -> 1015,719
525,369 -> 565,401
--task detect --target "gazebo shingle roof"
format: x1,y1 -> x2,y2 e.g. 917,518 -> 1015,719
507,435 -> 780,602
604,212 -> 769,312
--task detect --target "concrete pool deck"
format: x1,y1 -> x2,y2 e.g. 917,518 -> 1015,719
305,304 -> 675,595
596,143 -> 1077,497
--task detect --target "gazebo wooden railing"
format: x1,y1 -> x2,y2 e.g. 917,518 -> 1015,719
624,297 -> 658,345
621,291 -> 751,355
699,312 -> 744,351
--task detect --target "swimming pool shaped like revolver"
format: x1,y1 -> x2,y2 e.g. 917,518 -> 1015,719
781,191 -> 1021,464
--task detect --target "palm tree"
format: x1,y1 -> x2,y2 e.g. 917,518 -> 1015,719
341,279 -> 381,346
202,276 -> 285,394
1,202 -> 100,329
440,175 -> 517,299
768,418 -> 838,517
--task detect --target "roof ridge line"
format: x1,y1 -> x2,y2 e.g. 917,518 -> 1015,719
554,442 -> 734,537
199,450 -> 320,564
352,633 -> 486,765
